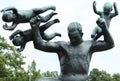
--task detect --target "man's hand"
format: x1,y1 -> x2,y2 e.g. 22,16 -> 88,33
30,16 -> 41,28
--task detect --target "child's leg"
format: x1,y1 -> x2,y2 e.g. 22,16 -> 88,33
94,33 -> 102,40
39,19 -> 60,32
91,26 -> 99,38
42,32 -> 61,41
39,12 -> 57,23
91,26 -> 102,40
94,27 -> 102,40
40,19 -> 61,41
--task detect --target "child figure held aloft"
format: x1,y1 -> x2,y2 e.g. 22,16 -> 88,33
1,6 -> 56,30
9,18 -> 61,52
91,1 -> 119,40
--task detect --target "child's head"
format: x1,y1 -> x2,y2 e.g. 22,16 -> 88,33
2,12 -> 16,22
103,2 -> 112,15
12,36 -> 23,46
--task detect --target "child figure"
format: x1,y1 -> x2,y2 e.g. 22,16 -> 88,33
91,1 -> 119,40
9,18 -> 61,52
1,6 -> 56,30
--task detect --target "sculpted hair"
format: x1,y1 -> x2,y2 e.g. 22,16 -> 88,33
68,22 -> 83,34
2,12 -> 13,22
103,2 -> 112,11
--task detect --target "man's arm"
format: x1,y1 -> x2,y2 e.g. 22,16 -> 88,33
30,17 -> 60,52
3,22 -> 18,30
110,2 -> 119,18
91,18 -> 114,52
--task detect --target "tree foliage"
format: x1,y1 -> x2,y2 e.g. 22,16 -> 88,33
0,36 -> 28,81
89,68 -> 120,81
0,35 -> 57,81
28,60 -> 42,81
42,71 -> 58,78
112,73 -> 120,81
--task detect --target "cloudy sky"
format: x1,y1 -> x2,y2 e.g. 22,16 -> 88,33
0,0 -> 120,75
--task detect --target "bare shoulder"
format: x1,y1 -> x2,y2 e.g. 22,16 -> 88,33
55,41 -> 67,46
83,40 -> 94,45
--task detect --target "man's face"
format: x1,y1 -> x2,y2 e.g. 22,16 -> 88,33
68,30 -> 82,45
103,5 -> 112,15
104,8 -> 112,15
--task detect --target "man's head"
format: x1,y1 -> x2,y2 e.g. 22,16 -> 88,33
68,22 -> 83,45
103,2 -> 113,15
2,12 -> 16,22
12,36 -> 23,46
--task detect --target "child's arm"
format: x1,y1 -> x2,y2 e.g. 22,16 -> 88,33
1,6 -> 17,14
93,1 -> 101,15
110,2 -> 119,18
17,44 -> 25,52
9,30 -> 24,40
3,22 -> 18,30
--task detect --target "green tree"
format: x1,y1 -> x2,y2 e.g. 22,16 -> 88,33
28,60 -> 42,81
42,70 -> 58,78
112,73 -> 120,81
0,36 -> 28,81
89,68 -> 112,81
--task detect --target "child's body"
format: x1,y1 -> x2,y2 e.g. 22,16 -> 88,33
1,6 -> 56,30
91,1 -> 118,40
10,19 -> 61,52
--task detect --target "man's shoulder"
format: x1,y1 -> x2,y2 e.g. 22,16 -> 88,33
55,41 -> 68,45
84,40 -> 94,44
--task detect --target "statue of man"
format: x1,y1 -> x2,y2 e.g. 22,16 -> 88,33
30,17 -> 114,81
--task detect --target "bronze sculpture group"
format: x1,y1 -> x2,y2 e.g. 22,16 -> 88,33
1,1 -> 119,81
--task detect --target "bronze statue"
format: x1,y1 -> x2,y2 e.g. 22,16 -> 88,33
1,6 -> 56,30
10,18 -> 61,52
1,2 -> 117,81
30,16 -> 114,81
91,1 -> 118,40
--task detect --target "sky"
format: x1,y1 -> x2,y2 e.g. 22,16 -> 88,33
0,0 -> 120,75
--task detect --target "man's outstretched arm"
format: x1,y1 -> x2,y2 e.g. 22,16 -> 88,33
30,17 -> 60,52
91,18 -> 114,52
